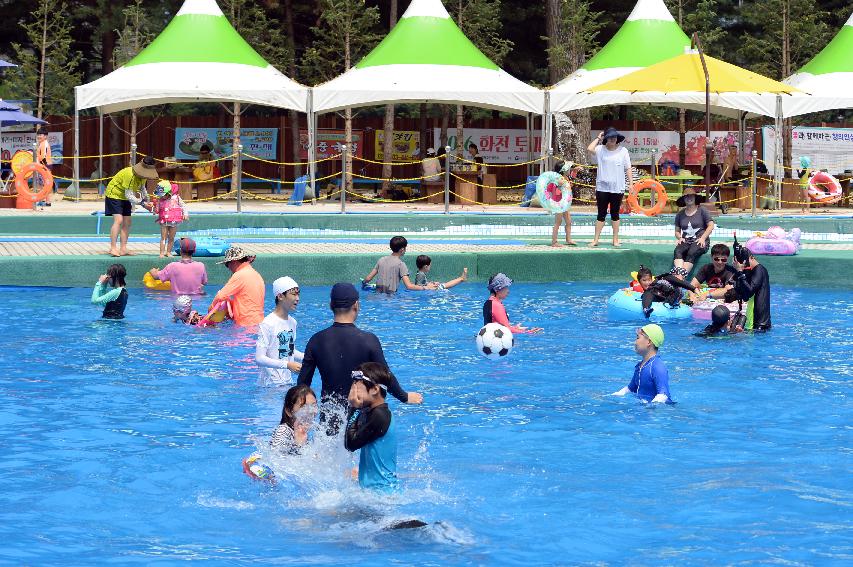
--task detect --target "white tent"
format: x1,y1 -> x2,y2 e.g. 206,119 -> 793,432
549,0 -> 690,113
73,0 -> 309,196
311,0 -> 542,115
783,11 -> 853,117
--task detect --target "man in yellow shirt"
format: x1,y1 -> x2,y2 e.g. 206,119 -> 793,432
105,156 -> 159,257
212,245 -> 265,327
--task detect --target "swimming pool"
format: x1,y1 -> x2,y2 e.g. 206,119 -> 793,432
1,283 -> 850,564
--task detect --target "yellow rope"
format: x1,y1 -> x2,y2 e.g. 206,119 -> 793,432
343,189 -> 435,204
242,152 -> 341,166
448,172 -> 529,189
351,172 -> 437,182
351,155 -> 424,166
243,171 -> 342,184
452,154 -> 548,168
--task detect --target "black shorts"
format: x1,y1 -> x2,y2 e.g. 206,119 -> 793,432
105,197 -> 132,216
674,240 -> 709,264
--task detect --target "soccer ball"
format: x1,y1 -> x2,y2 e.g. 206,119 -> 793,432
476,323 -> 514,359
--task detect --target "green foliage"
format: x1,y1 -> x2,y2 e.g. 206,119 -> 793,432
448,0 -> 514,66
738,0 -> 831,79
113,0 -> 156,68
222,0 -> 293,73
5,0 -> 81,116
547,0 -> 603,79
299,0 -> 381,85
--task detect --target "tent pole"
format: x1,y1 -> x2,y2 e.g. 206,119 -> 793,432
692,33 -> 713,192
540,92 -> 550,175
738,112 -> 746,164
526,113 -> 532,179
98,112 -> 104,195
774,95 -> 783,209
307,90 -> 316,204
73,91 -> 80,203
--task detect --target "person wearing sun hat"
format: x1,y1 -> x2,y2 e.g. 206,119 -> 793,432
674,185 -> 715,273
104,156 -> 160,257
148,237 -> 208,296
210,245 -> 265,327
587,126 -> 633,248
611,324 -> 672,404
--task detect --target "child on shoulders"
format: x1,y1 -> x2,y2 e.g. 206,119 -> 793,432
256,277 -> 303,386
414,255 -> 467,290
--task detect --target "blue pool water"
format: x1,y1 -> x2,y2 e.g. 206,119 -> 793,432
1,283 -> 850,564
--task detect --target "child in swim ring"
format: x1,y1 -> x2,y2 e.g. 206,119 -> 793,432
611,324 -> 672,403
91,263 -> 128,320
270,384 -> 318,455
414,255 -> 468,290
483,273 -> 542,334
551,161 -> 579,247
173,294 -> 202,325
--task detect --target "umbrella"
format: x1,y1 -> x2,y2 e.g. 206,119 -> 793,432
0,101 -> 46,172
0,59 -> 17,68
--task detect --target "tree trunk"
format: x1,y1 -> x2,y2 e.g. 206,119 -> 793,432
455,105 -> 464,155
345,107 -> 353,193
130,110 -> 137,152
37,0 -> 48,118
440,105 -> 449,148
419,103 -> 428,159
381,0 -> 398,192
283,0 -> 302,177
781,0 -> 792,170
545,0 -> 562,84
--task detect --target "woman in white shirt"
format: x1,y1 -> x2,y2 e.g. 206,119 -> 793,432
586,127 -> 633,248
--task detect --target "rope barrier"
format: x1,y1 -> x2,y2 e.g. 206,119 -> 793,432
452,154 -> 547,168
448,172 -> 529,189
242,152 -> 341,166
344,189 -> 435,204
350,155 -> 424,166
351,171 -> 437,182
243,171 -> 341,184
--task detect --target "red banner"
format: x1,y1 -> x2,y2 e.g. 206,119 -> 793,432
299,129 -> 363,160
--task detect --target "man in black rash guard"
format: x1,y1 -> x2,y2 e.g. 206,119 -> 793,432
641,266 -> 700,318
733,247 -> 772,331
297,283 -> 423,407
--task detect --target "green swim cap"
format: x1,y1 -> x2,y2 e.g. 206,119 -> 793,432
641,324 -> 665,348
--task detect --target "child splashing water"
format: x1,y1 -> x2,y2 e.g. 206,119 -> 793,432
271,384 -> 318,455
152,181 -> 187,258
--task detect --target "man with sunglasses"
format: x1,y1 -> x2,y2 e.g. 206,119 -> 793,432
690,243 -> 737,301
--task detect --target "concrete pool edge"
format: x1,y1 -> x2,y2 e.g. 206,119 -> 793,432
1,246 -> 849,288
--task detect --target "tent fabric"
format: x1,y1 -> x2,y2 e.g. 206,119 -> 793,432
311,0 -> 542,115
572,52 -> 801,118
549,0 -> 690,111
783,12 -> 853,117
75,0 -> 308,113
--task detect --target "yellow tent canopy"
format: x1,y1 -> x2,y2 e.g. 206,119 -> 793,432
589,52 -> 800,95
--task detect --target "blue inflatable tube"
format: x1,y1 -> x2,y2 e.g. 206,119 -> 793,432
173,236 -> 230,257
607,289 -> 692,321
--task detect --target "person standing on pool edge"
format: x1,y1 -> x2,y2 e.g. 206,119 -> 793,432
611,324 -> 672,403
297,283 -> 423,425
104,156 -> 159,257
210,245 -> 265,327
587,127 -> 633,248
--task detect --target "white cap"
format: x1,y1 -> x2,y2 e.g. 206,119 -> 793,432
273,276 -> 299,296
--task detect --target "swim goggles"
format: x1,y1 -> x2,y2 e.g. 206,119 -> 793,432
351,370 -> 387,391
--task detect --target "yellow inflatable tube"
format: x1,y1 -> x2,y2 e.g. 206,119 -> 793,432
143,271 -> 171,291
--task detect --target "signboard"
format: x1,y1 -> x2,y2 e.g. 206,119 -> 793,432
762,125 -> 853,177
299,129 -> 363,160
436,128 -> 541,163
1,131 -> 64,165
376,130 -> 420,162
174,127 -> 277,160
611,130 -> 755,167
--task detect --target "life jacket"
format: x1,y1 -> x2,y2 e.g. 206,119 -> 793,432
103,288 -> 128,319
158,196 -> 184,223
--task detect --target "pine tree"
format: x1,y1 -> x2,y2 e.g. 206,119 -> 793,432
449,0 -> 514,155
6,0 -> 81,117
113,0 -> 156,151
301,0 -> 381,191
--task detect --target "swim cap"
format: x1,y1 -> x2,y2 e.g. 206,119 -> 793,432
157,179 -> 173,195
273,276 -> 299,296
179,237 -> 196,255
330,282 -> 359,308
173,295 -> 192,313
800,155 -> 811,169
640,324 -> 664,348
487,273 -> 513,293
711,305 -> 731,327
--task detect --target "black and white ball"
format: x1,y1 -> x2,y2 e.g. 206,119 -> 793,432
476,323 -> 514,359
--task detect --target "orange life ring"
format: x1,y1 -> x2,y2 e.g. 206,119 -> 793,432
627,179 -> 667,216
807,172 -> 842,204
15,162 -> 53,203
